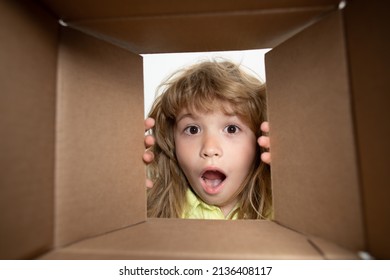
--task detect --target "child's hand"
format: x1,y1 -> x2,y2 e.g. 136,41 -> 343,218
258,121 -> 271,164
143,117 -> 155,188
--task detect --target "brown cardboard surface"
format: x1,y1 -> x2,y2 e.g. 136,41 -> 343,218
39,0 -> 340,53
0,0 -> 58,259
343,0 -> 390,259
55,28 -> 146,247
2,0 -> 388,260
266,11 -> 364,250
42,219 -> 325,259
308,236 -> 359,260
41,0 -> 340,21
66,9 -> 333,54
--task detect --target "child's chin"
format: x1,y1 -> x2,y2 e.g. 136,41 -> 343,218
199,194 -> 225,208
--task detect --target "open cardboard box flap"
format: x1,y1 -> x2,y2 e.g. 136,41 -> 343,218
1,0 -> 389,259
41,219 -> 356,260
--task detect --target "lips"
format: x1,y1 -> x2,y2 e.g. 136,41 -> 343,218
200,168 -> 226,195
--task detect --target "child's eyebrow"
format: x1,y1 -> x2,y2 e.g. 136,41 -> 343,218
176,113 -> 196,123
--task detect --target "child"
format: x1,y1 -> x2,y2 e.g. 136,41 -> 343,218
144,60 -> 271,219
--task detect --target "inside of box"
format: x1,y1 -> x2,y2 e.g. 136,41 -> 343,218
41,218 -> 358,260
266,10 -> 365,251
0,0 -> 356,259
53,9 -> 365,257
0,0 -> 57,259
50,0 -> 341,54
54,28 -> 146,247
3,0 -> 389,260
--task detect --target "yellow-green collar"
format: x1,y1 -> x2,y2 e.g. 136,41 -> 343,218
181,188 -> 239,220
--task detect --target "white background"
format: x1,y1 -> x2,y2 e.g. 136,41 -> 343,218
142,49 -> 271,117
0,260 -> 388,280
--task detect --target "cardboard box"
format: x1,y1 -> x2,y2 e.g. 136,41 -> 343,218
1,0 -> 389,259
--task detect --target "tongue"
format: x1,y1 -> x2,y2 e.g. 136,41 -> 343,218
202,171 -> 225,188
204,178 -> 222,188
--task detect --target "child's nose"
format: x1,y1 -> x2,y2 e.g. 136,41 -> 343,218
200,133 -> 222,158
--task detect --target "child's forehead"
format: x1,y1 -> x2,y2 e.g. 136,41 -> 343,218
177,103 -> 236,119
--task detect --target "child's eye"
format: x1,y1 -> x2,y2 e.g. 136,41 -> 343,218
184,125 -> 200,135
224,125 -> 240,134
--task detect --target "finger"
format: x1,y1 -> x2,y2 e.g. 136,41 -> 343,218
260,121 -> 269,134
144,117 -> 155,132
258,136 -> 270,149
146,178 -> 154,189
144,134 -> 155,149
261,152 -> 271,165
142,150 -> 155,164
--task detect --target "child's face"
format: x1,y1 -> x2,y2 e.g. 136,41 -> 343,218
174,106 -> 257,216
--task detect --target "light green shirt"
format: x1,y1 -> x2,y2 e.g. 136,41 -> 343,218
181,189 -> 239,220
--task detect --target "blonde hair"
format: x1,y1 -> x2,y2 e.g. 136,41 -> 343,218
147,59 -> 272,219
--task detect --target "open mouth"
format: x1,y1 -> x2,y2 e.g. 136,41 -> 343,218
201,169 -> 226,193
